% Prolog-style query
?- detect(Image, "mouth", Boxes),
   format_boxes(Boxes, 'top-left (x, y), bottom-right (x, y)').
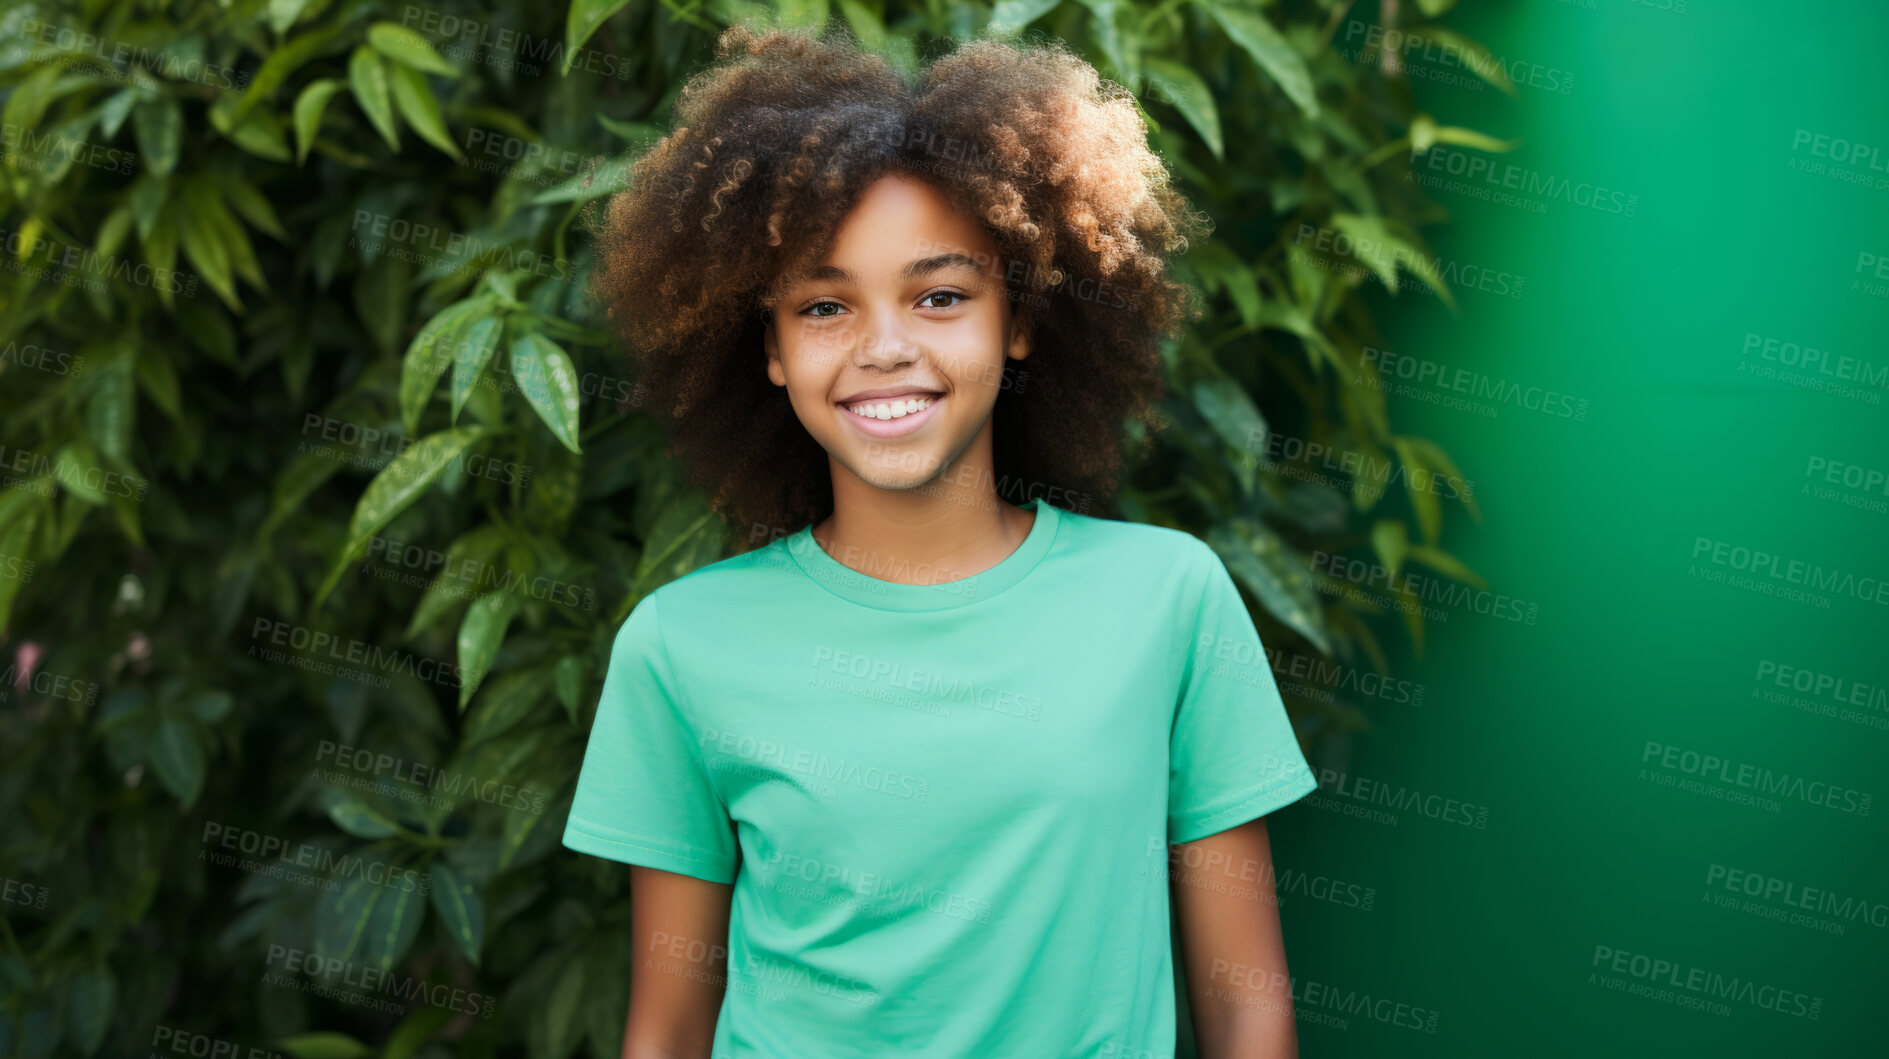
top-left (836, 392), bottom-right (944, 438)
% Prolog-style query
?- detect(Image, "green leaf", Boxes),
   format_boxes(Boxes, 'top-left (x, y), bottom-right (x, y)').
top-left (314, 428), bottom-right (487, 608)
top-left (450, 316), bottom-right (504, 423)
top-left (465, 667), bottom-right (553, 747)
top-left (53, 442), bottom-right (108, 505)
top-left (404, 525), bottom-right (510, 640)
top-left (267, 0), bottom-right (316, 36)
top-left (277, 1034), bottom-right (374, 1059)
top-left (528, 153), bottom-right (632, 206)
top-left (1191, 377), bottom-right (1267, 463)
top-left (1141, 58), bottom-right (1222, 161)
top-left (132, 95), bottom-right (183, 178)
top-left (1410, 25), bottom-right (1508, 94)
top-left (457, 592), bottom-right (521, 709)
top-left (402, 296), bottom-right (497, 433)
top-left (348, 47), bottom-right (400, 151)
top-left (1209, 523), bottom-right (1330, 656)
top-left (65, 965), bottom-right (116, 1056)
top-left (1371, 519), bottom-right (1408, 578)
top-left (510, 332), bottom-right (584, 454)
top-left (317, 872), bottom-right (426, 975)
top-left (388, 63), bottom-right (463, 160)
top-left (367, 22), bottom-right (461, 77)
top-left (86, 354), bottom-right (135, 464)
top-left (428, 862), bottom-right (486, 965)
top-left (149, 715), bottom-right (206, 807)
top-left (187, 690), bottom-right (234, 723)
top-left (1202, 1), bottom-right (1317, 117)
top-left (233, 21), bottom-right (349, 126)
top-left (293, 78), bottom-right (344, 165)
top-left (554, 655), bottom-right (586, 724)
top-left (1407, 543), bottom-right (1485, 588)
top-left (223, 175), bottom-right (289, 242)
top-left (989, 0), bottom-right (1062, 35)
top-left (177, 195), bottom-right (240, 311)
top-left (565, 0), bottom-right (634, 75)
top-left (545, 956), bottom-right (587, 1059)
top-left (329, 801), bottom-right (401, 839)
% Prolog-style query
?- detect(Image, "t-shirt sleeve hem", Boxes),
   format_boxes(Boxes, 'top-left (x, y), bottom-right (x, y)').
top-left (1168, 764), bottom-right (1318, 845)
top-left (561, 818), bottom-right (737, 884)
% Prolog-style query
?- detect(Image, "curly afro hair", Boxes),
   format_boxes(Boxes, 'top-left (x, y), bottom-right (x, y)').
top-left (586, 20), bottom-right (1209, 547)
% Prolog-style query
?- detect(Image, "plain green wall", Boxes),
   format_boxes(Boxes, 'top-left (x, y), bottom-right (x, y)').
top-left (1262, 3), bottom-right (1889, 1055)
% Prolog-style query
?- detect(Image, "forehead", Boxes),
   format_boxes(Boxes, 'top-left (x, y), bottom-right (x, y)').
top-left (779, 171), bottom-right (1001, 284)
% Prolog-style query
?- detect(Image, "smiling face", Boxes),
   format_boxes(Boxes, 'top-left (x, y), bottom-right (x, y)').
top-left (764, 171), bottom-right (1030, 497)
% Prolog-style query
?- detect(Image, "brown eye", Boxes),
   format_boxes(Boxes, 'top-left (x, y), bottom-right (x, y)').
top-left (922, 291), bottom-right (965, 309)
top-left (803, 301), bottom-right (844, 318)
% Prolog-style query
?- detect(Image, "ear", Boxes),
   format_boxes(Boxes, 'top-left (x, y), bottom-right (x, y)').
top-left (763, 314), bottom-right (786, 387)
top-left (1006, 313), bottom-right (1032, 362)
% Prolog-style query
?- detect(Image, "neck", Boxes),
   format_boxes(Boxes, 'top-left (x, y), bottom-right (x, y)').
top-left (815, 462), bottom-right (1034, 587)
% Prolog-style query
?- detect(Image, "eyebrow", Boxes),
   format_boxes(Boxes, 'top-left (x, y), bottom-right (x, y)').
top-left (799, 253), bottom-right (985, 285)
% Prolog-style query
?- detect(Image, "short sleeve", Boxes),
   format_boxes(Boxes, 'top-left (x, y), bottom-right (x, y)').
top-left (1167, 542), bottom-right (1319, 844)
top-left (562, 591), bottom-right (739, 883)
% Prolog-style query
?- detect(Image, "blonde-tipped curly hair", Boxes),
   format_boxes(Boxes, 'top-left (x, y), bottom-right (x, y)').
top-left (587, 20), bottom-right (1209, 543)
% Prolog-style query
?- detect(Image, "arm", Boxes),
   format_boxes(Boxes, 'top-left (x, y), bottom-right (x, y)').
top-left (1171, 816), bottom-right (1298, 1059)
top-left (623, 865), bottom-right (736, 1059)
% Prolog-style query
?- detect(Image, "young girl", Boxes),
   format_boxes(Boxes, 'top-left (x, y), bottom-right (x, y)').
top-left (565, 22), bottom-right (1318, 1059)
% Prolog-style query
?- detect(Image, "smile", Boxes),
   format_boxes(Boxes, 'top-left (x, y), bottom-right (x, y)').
top-left (837, 394), bottom-right (943, 438)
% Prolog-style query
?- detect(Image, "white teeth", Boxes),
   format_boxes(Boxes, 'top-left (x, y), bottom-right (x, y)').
top-left (844, 396), bottom-right (933, 420)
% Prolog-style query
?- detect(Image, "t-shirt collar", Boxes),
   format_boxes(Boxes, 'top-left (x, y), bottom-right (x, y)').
top-left (784, 497), bottom-right (1061, 611)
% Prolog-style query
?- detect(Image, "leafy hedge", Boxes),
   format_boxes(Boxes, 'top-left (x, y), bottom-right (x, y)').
top-left (0, 0), bottom-right (1504, 1055)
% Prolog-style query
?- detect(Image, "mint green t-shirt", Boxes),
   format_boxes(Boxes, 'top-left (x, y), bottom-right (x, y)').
top-left (562, 497), bottom-right (1317, 1058)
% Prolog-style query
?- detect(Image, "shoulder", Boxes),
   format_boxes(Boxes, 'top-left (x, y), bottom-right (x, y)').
top-left (631, 535), bottom-right (804, 626)
top-left (1053, 506), bottom-right (1214, 568)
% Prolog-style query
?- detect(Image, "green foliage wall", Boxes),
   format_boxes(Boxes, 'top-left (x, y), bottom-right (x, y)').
top-left (0, 0), bottom-right (1505, 1054)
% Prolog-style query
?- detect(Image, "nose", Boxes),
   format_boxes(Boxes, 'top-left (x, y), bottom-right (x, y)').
top-left (851, 307), bottom-right (919, 369)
